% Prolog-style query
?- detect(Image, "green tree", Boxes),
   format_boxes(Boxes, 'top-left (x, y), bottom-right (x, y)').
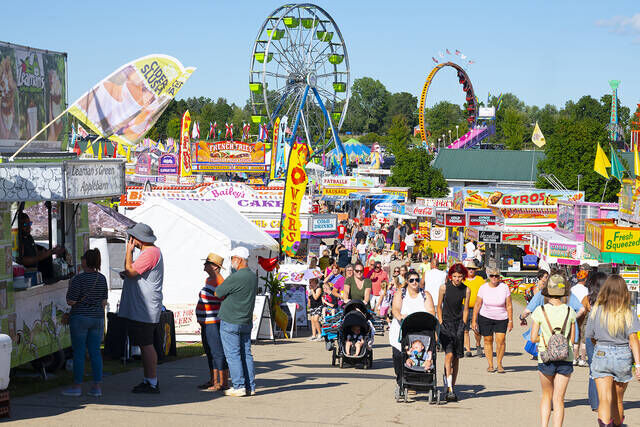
top-left (386, 116), bottom-right (448, 198)
top-left (423, 101), bottom-right (468, 145)
top-left (166, 117), bottom-right (181, 139)
top-left (500, 107), bottom-right (528, 150)
top-left (343, 77), bottom-right (389, 134)
top-left (535, 116), bottom-right (620, 202)
top-left (385, 92), bottom-right (418, 129)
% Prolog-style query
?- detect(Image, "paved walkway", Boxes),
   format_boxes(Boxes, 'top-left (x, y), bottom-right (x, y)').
top-left (9, 304), bottom-right (640, 426)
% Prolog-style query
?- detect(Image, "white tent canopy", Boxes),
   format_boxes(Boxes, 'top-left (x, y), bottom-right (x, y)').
top-left (127, 198), bottom-right (278, 309)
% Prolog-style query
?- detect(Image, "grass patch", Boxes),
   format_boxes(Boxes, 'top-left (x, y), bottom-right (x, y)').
top-left (8, 342), bottom-right (203, 398)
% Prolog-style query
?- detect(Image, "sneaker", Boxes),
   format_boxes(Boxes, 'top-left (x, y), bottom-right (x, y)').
top-left (578, 359), bottom-right (588, 367)
top-left (87, 386), bottom-right (102, 397)
top-left (465, 351), bottom-right (472, 358)
top-left (132, 381), bottom-right (160, 394)
top-left (573, 359), bottom-right (578, 366)
top-left (224, 387), bottom-right (247, 397)
top-left (62, 387), bottom-right (82, 397)
top-left (445, 391), bottom-right (458, 402)
top-left (476, 348), bottom-right (484, 358)
top-left (247, 389), bottom-right (256, 396)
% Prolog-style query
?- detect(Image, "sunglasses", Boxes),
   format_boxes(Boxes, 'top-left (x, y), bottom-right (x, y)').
top-left (407, 278), bottom-right (419, 283)
top-left (355, 269), bottom-right (364, 273)
top-left (489, 274), bottom-right (500, 278)
top-left (23, 221), bottom-right (32, 226)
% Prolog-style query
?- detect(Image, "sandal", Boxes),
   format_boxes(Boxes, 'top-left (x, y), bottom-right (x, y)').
top-left (487, 367), bottom-right (496, 373)
top-left (497, 367), bottom-right (506, 374)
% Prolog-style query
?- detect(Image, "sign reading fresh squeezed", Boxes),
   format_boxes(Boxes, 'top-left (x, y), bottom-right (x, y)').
top-left (603, 229), bottom-right (640, 254)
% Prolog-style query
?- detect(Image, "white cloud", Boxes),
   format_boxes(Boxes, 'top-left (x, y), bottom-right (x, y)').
top-left (597, 13), bottom-right (640, 42)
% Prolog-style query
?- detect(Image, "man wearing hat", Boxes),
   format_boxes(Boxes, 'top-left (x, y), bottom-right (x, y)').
top-left (196, 253), bottom-right (228, 391)
top-left (120, 223), bottom-right (164, 394)
top-left (215, 247), bottom-right (258, 397)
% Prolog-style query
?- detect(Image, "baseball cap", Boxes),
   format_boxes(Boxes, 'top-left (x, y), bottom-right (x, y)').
top-left (230, 247), bottom-right (250, 259)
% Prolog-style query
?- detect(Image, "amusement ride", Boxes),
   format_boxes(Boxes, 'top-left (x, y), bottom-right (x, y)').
top-left (418, 60), bottom-right (495, 150)
top-left (250, 3), bottom-right (350, 175)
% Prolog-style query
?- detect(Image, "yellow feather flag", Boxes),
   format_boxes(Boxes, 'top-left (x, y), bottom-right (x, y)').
top-left (594, 142), bottom-right (611, 179)
top-left (116, 141), bottom-right (128, 156)
top-left (98, 142), bottom-right (103, 160)
top-left (634, 145), bottom-right (640, 188)
top-left (126, 146), bottom-right (132, 163)
top-left (85, 141), bottom-right (94, 157)
top-left (531, 121), bottom-right (546, 148)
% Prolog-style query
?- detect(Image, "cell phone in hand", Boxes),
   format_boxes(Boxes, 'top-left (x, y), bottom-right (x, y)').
top-left (118, 271), bottom-right (126, 280)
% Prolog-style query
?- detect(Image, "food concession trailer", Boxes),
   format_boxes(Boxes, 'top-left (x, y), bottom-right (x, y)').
top-left (0, 160), bottom-right (125, 371)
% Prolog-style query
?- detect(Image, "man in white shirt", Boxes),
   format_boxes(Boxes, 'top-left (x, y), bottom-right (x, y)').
top-left (422, 257), bottom-right (447, 317)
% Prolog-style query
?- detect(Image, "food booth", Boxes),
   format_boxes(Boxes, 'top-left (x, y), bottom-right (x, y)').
top-left (0, 160), bottom-right (125, 369)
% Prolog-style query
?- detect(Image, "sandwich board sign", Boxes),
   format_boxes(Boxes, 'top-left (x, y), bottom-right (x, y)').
top-left (251, 295), bottom-right (274, 341)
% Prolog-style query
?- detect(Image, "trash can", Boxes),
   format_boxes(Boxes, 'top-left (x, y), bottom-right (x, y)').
top-left (0, 334), bottom-right (12, 389)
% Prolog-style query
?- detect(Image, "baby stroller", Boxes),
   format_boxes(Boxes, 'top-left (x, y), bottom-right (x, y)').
top-left (321, 310), bottom-right (343, 351)
top-left (331, 300), bottom-right (374, 369)
top-left (368, 309), bottom-right (386, 336)
top-left (397, 311), bottom-right (440, 404)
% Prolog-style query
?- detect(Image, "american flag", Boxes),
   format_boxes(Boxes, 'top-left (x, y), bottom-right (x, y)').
top-left (432, 57), bottom-right (439, 64)
top-left (455, 49), bottom-right (461, 55)
top-left (225, 122), bottom-right (231, 139)
top-left (258, 123), bottom-right (268, 141)
top-left (446, 49), bottom-right (451, 55)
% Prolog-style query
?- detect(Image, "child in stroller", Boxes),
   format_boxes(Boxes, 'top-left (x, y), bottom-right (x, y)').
top-left (397, 311), bottom-right (440, 403)
top-left (345, 325), bottom-right (365, 356)
top-left (405, 338), bottom-right (433, 371)
top-left (331, 300), bottom-right (374, 368)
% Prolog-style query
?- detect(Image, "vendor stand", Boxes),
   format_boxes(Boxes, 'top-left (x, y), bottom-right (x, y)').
top-left (0, 160), bottom-right (125, 370)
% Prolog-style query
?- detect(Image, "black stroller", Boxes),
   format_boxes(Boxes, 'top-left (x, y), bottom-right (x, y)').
top-left (397, 311), bottom-right (441, 404)
top-left (331, 300), bottom-right (374, 369)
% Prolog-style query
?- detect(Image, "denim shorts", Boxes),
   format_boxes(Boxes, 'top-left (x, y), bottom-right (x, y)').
top-left (538, 361), bottom-right (574, 376)
top-left (591, 344), bottom-right (633, 383)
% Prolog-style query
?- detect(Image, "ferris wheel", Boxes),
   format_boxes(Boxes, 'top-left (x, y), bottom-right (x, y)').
top-left (250, 3), bottom-right (350, 174)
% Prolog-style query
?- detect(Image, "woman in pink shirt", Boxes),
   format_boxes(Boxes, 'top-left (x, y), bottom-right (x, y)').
top-left (471, 267), bottom-right (513, 373)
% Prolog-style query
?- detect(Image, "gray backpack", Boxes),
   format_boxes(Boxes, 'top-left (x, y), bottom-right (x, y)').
top-left (539, 305), bottom-right (571, 363)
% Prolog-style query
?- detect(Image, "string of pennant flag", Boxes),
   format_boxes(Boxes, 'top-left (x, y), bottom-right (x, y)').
top-left (431, 48), bottom-right (475, 66)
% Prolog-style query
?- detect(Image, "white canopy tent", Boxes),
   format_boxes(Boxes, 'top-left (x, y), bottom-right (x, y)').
top-left (126, 198), bottom-right (279, 336)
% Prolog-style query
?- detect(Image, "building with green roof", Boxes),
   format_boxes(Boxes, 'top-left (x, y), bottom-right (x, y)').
top-left (432, 149), bottom-right (546, 189)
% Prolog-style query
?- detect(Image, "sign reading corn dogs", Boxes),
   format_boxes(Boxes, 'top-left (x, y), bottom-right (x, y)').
top-left (68, 54), bottom-right (195, 147)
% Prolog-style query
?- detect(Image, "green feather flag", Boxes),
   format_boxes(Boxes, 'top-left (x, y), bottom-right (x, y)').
top-left (609, 144), bottom-right (626, 182)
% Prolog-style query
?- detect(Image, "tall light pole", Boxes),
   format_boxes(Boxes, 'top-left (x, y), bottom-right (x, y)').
top-left (456, 125), bottom-right (459, 139)
top-left (448, 129), bottom-right (452, 143)
top-left (442, 134), bottom-right (445, 147)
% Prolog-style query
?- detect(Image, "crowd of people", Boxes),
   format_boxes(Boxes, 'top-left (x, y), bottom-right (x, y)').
top-left (59, 217), bottom-right (640, 426)
top-left (62, 223), bottom-right (259, 398)
top-left (306, 219), bottom-right (640, 426)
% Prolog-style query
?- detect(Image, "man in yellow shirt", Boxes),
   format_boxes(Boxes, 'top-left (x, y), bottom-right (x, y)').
top-left (464, 259), bottom-right (485, 357)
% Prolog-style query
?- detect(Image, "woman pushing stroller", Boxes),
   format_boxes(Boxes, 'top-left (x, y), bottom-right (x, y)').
top-left (389, 269), bottom-right (436, 400)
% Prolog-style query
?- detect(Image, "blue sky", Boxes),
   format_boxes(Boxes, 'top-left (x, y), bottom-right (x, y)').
top-left (3, 0), bottom-right (640, 111)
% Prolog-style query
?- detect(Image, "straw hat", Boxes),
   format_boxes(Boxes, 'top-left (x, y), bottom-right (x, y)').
top-left (541, 274), bottom-right (570, 297)
top-left (203, 252), bottom-right (224, 267)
